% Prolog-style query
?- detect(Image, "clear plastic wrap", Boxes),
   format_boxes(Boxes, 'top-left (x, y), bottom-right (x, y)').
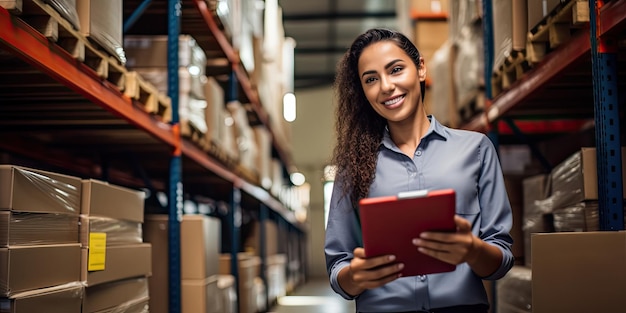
top-left (1, 166), bottom-right (81, 214)
top-left (552, 202), bottom-right (593, 232)
top-left (549, 149), bottom-right (585, 210)
top-left (80, 215), bottom-right (142, 247)
top-left (0, 281), bottom-right (84, 312)
top-left (84, 277), bottom-right (149, 313)
top-left (77, 0), bottom-right (125, 64)
top-left (454, 22), bottom-right (484, 109)
top-left (44, 0), bottom-right (80, 31)
top-left (0, 212), bottom-right (79, 246)
top-left (496, 266), bottom-right (532, 313)
top-left (429, 40), bottom-right (455, 126)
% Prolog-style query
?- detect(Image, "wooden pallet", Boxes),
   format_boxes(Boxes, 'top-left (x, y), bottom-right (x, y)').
top-left (124, 71), bottom-right (172, 122)
top-left (3, 0), bottom-right (128, 90)
top-left (526, 0), bottom-right (590, 64)
top-left (492, 50), bottom-right (530, 96)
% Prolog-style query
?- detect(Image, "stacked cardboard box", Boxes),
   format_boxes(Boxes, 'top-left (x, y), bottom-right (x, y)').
top-left (219, 252), bottom-right (262, 313)
top-left (532, 231), bottom-right (626, 312)
top-left (0, 165), bottom-right (83, 313)
top-left (144, 214), bottom-right (223, 313)
top-left (80, 179), bottom-right (151, 313)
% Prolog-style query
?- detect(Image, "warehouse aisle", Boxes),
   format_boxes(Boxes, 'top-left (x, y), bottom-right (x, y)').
top-left (269, 277), bottom-right (356, 313)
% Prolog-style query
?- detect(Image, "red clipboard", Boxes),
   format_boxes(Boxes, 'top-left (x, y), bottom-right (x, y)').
top-left (358, 189), bottom-right (457, 276)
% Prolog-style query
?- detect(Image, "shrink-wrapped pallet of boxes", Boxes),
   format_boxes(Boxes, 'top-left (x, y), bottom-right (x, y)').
top-left (0, 165), bottom-right (84, 312)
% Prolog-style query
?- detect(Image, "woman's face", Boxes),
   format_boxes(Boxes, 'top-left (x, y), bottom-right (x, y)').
top-left (357, 41), bottom-right (426, 123)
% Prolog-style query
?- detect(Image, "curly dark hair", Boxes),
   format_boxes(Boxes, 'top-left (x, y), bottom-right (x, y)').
top-left (331, 28), bottom-right (425, 209)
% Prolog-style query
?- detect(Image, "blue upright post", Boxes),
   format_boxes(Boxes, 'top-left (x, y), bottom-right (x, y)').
top-left (259, 204), bottom-right (270, 309)
top-left (229, 188), bottom-right (242, 313)
top-left (167, 1), bottom-right (182, 313)
top-left (588, 0), bottom-right (623, 231)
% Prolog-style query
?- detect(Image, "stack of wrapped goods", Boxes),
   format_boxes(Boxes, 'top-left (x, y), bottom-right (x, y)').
top-left (425, 0), bottom-right (484, 127)
top-left (226, 101), bottom-right (260, 183)
top-left (144, 214), bottom-right (226, 313)
top-left (496, 266), bottom-right (532, 313)
top-left (124, 35), bottom-right (210, 143)
top-left (219, 252), bottom-right (262, 313)
top-left (548, 147), bottom-right (626, 231)
top-left (243, 220), bottom-right (287, 306)
top-left (76, 0), bottom-right (125, 64)
top-left (528, 147), bottom-right (626, 312)
top-left (80, 179), bottom-right (151, 313)
top-left (0, 165), bottom-right (83, 312)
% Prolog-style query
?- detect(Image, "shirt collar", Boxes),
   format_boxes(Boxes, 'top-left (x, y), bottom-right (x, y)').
top-left (381, 115), bottom-right (448, 150)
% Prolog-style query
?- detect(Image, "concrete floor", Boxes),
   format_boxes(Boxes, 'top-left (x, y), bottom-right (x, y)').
top-left (269, 277), bottom-right (356, 313)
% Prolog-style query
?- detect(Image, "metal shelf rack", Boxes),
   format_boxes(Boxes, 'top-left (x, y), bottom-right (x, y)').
top-left (0, 1), bottom-right (307, 312)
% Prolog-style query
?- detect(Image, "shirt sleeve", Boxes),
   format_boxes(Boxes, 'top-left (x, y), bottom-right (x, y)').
top-left (324, 179), bottom-right (363, 300)
top-left (477, 136), bottom-right (515, 280)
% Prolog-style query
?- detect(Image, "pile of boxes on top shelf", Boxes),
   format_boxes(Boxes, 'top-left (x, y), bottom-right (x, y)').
top-left (419, 0), bottom-right (589, 128)
top-left (495, 136), bottom-right (626, 311)
top-left (0, 165), bottom-right (151, 313)
top-left (412, 0), bottom-right (485, 128)
top-left (491, 0), bottom-right (589, 96)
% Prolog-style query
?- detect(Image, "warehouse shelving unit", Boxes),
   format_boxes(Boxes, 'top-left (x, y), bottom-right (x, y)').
top-left (465, 0), bottom-right (624, 229)
top-left (0, 1), bottom-right (306, 313)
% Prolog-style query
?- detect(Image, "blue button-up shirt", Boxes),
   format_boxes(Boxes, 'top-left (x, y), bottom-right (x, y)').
top-left (325, 116), bottom-right (514, 312)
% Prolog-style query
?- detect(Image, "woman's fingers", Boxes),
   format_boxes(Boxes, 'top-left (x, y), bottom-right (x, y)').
top-left (412, 215), bottom-right (475, 265)
top-left (350, 247), bottom-right (403, 289)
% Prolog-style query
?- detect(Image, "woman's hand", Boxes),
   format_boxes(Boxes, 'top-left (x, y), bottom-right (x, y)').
top-left (412, 215), bottom-right (483, 265)
top-left (338, 247), bottom-right (403, 296)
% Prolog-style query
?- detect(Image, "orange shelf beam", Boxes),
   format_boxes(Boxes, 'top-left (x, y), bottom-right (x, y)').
top-left (462, 0), bottom-right (626, 133)
top-left (0, 8), bottom-right (177, 148)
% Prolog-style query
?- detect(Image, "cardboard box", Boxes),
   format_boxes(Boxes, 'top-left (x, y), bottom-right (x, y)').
top-left (0, 165), bottom-right (82, 215)
top-left (414, 21), bottom-right (449, 64)
top-left (182, 275), bottom-right (221, 313)
top-left (219, 253), bottom-right (260, 313)
top-left (0, 244), bottom-right (81, 296)
top-left (0, 283), bottom-right (84, 313)
top-left (83, 277), bottom-right (149, 313)
top-left (124, 35), bottom-right (207, 70)
top-left (80, 179), bottom-right (145, 223)
top-left (244, 220), bottom-right (279, 256)
top-left (181, 215), bottom-right (221, 280)
top-left (0, 211), bottom-right (79, 246)
top-left (532, 231), bottom-right (626, 312)
top-left (81, 243), bottom-right (151, 287)
top-left (142, 215), bottom-right (169, 313)
top-left (76, 0), bottom-right (124, 63)
top-left (411, 0), bottom-right (449, 13)
top-left (92, 297), bottom-right (149, 313)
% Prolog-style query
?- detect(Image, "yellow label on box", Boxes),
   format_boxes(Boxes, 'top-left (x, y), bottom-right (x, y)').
top-left (88, 232), bottom-right (107, 271)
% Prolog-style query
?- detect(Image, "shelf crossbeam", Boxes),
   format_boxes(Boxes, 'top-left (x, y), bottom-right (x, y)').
top-left (589, 0), bottom-right (624, 231)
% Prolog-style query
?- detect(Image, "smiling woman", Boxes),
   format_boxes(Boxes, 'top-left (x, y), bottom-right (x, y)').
top-left (324, 28), bottom-right (514, 313)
